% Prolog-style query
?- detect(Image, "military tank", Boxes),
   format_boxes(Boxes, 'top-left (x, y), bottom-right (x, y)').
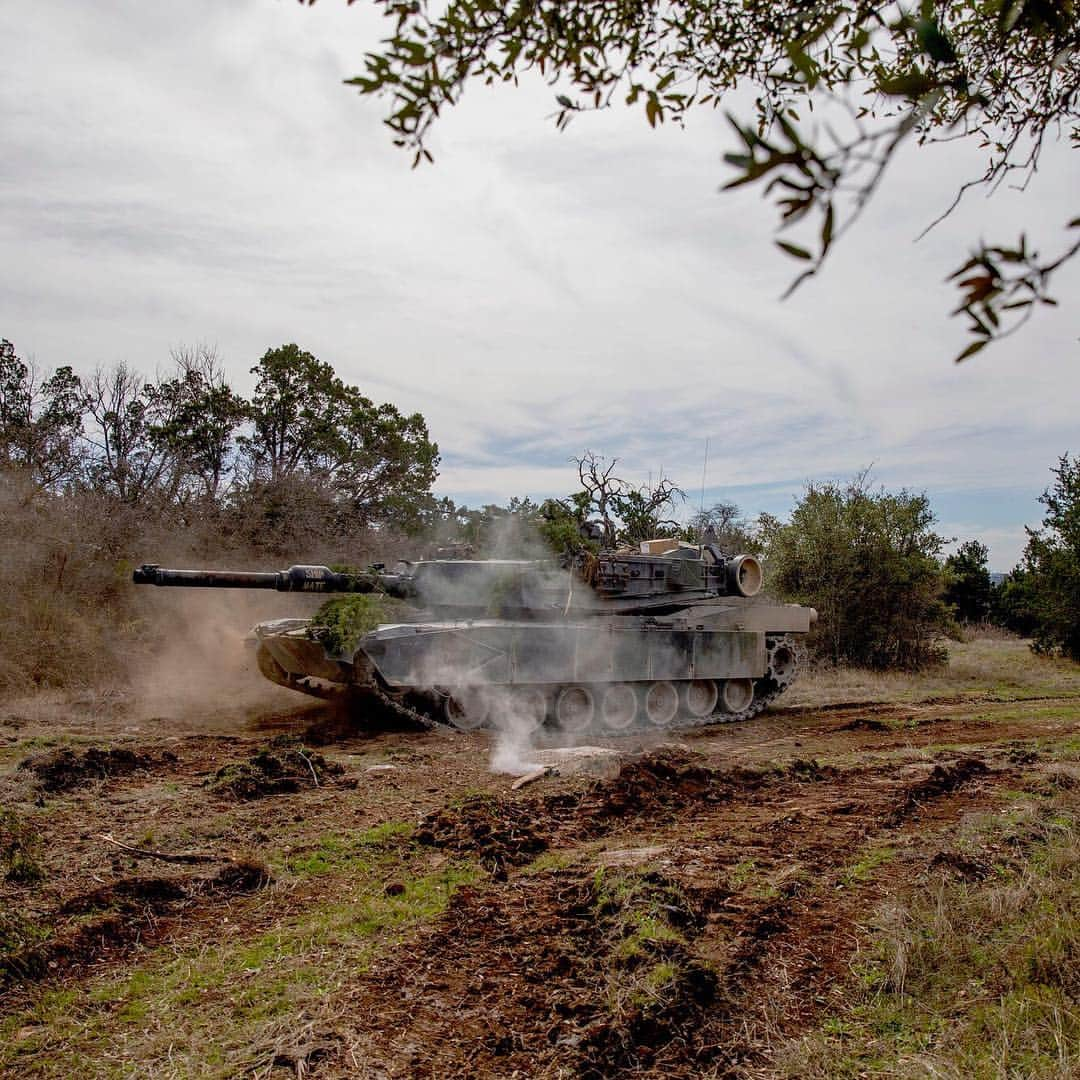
top-left (133, 540), bottom-right (815, 734)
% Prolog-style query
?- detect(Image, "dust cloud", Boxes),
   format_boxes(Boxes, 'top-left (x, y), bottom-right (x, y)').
top-left (126, 587), bottom-right (322, 731)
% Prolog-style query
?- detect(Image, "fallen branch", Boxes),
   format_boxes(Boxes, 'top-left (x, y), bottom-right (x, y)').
top-left (98, 833), bottom-right (221, 865)
top-left (297, 748), bottom-right (320, 787)
top-left (510, 765), bottom-right (555, 791)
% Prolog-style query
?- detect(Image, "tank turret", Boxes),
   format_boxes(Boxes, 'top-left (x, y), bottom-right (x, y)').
top-left (134, 542), bottom-right (814, 733)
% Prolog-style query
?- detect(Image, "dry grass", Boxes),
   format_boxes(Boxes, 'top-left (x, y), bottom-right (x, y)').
top-left (0, 471), bottom-right (397, 698)
top-left (775, 789), bottom-right (1080, 1079)
top-left (787, 635), bottom-right (1080, 710)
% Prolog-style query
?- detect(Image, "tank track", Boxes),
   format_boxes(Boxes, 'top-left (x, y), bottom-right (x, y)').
top-left (261, 635), bottom-right (805, 736)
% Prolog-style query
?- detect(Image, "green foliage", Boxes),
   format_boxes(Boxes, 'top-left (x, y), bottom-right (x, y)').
top-left (944, 539), bottom-right (993, 623)
top-left (1021, 454), bottom-right (1080, 660)
top-left (331, 0), bottom-right (1079, 360)
top-left (761, 473), bottom-right (951, 670)
top-left (239, 343), bottom-right (440, 534)
top-left (993, 564), bottom-right (1040, 637)
top-left (0, 809), bottom-right (44, 885)
top-left (0, 339), bottom-right (85, 488)
top-left (311, 593), bottom-right (395, 655)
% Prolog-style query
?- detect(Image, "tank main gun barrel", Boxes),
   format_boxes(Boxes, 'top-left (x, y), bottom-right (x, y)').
top-left (132, 564), bottom-right (413, 597)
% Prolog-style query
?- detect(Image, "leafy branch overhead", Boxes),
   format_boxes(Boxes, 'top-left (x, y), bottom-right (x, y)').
top-left (310, 0), bottom-right (1079, 361)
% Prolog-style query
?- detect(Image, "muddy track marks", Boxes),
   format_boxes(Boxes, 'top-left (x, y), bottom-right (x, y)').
top-left (308, 745), bottom-right (1016, 1078)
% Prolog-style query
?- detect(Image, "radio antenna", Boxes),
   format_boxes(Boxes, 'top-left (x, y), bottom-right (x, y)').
top-left (699, 437), bottom-right (710, 516)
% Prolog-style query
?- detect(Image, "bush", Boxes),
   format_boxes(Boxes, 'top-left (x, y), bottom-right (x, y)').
top-left (761, 475), bottom-right (951, 670)
top-left (1020, 454), bottom-right (1080, 661)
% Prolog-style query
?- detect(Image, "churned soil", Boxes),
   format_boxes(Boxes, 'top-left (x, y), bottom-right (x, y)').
top-left (1, 650), bottom-right (1078, 1078)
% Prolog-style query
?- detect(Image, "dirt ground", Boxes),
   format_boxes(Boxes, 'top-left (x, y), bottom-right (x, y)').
top-left (1, 637), bottom-right (1078, 1078)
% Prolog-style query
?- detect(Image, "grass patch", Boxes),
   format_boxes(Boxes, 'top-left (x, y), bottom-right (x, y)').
top-left (0, 827), bottom-right (479, 1077)
top-left (590, 868), bottom-right (713, 1016)
top-left (0, 808), bottom-right (45, 884)
top-left (788, 638), bottom-right (1080, 710)
top-left (521, 849), bottom-right (577, 876)
top-left (841, 844), bottom-right (896, 886)
top-left (779, 796), bottom-right (1080, 1078)
top-left (283, 821), bottom-right (414, 877)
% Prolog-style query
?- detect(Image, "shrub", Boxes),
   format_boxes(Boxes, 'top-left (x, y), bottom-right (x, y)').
top-left (760, 474), bottom-right (950, 670)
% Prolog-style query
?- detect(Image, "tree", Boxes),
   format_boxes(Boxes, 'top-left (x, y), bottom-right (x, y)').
top-left (566, 450), bottom-right (684, 547)
top-left (239, 344), bottom-right (439, 532)
top-left (0, 339), bottom-right (86, 489)
top-left (325, 0), bottom-right (1079, 361)
top-left (992, 565), bottom-right (1039, 636)
top-left (1020, 453), bottom-right (1080, 659)
top-left (83, 364), bottom-right (172, 504)
top-left (685, 501), bottom-right (760, 553)
top-left (146, 345), bottom-right (246, 506)
top-left (943, 539), bottom-right (993, 623)
top-left (760, 473), bottom-right (951, 669)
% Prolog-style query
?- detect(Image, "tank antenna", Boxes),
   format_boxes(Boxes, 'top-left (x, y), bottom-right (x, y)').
top-left (699, 438), bottom-right (710, 517)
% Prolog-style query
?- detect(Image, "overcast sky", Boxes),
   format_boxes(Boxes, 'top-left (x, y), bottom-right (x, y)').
top-left (3, 1), bottom-right (1077, 570)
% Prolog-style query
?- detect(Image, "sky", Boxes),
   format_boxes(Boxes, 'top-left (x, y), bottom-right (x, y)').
top-left (2, 1), bottom-right (1077, 571)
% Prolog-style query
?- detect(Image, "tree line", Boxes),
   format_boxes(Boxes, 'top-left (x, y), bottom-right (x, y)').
top-left (1, 334), bottom-right (1077, 684)
top-left (0, 339), bottom-right (439, 547)
top-left (437, 452), bottom-right (1080, 669)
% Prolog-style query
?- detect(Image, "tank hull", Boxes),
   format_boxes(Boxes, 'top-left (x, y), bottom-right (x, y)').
top-left (252, 603), bottom-right (811, 731)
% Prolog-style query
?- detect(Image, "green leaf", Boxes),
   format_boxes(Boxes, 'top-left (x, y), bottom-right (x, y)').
top-left (916, 18), bottom-right (957, 64)
top-left (877, 70), bottom-right (937, 96)
top-left (954, 340), bottom-right (988, 363)
top-left (776, 240), bottom-right (813, 260)
top-left (999, 0), bottom-right (1026, 34)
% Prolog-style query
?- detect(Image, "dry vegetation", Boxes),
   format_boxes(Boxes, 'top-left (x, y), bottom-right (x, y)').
top-left (0, 633), bottom-right (1077, 1078)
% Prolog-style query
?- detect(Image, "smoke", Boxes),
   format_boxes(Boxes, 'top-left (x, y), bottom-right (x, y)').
top-left (488, 690), bottom-right (545, 775)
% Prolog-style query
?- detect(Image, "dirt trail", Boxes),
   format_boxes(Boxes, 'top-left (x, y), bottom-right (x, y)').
top-left (1, 671), bottom-right (1078, 1078)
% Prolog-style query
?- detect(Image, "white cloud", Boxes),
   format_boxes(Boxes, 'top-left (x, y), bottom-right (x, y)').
top-left (1, 0), bottom-right (1076, 572)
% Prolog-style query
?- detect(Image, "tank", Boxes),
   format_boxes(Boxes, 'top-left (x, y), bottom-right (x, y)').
top-left (132, 540), bottom-right (815, 734)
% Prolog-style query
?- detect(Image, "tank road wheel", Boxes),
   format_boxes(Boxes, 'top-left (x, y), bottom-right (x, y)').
top-left (681, 679), bottom-right (719, 721)
top-left (642, 681), bottom-right (680, 728)
top-left (555, 685), bottom-right (596, 736)
top-left (509, 687), bottom-right (548, 734)
top-left (719, 678), bottom-right (754, 714)
top-left (599, 683), bottom-right (638, 732)
top-left (444, 689), bottom-right (491, 731)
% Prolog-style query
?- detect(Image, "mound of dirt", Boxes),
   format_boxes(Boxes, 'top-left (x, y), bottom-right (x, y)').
top-left (58, 876), bottom-right (187, 915)
top-left (840, 717), bottom-right (890, 732)
top-left (205, 859), bottom-right (273, 893)
top-left (4, 863), bottom-right (273, 988)
top-left (928, 850), bottom-right (991, 881)
top-left (207, 743), bottom-right (344, 800)
top-left (888, 756), bottom-right (991, 825)
top-left (18, 746), bottom-right (171, 793)
top-left (581, 749), bottom-right (728, 822)
top-left (416, 795), bottom-right (548, 874)
top-left (581, 749), bottom-right (832, 823)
